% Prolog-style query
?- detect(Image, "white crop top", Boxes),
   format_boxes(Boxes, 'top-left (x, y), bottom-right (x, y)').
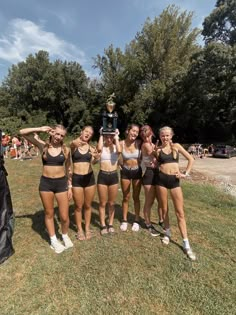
top-left (101, 146), bottom-right (119, 164)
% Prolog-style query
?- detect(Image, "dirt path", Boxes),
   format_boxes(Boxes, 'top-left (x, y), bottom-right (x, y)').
top-left (179, 155), bottom-right (236, 196)
top-left (180, 156), bottom-right (236, 184)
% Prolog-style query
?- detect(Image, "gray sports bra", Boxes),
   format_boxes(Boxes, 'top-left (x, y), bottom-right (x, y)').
top-left (122, 141), bottom-right (140, 160)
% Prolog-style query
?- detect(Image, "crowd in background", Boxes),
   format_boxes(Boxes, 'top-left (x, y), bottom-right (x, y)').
top-left (1, 132), bottom-right (39, 160)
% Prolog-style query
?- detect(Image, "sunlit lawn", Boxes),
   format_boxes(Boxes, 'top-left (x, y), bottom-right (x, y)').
top-left (0, 156), bottom-right (235, 315)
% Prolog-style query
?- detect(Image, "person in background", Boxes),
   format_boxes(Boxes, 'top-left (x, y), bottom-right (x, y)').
top-left (139, 125), bottom-right (160, 236)
top-left (119, 124), bottom-right (142, 232)
top-left (21, 138), bottom-right (33, 160)
top-left (1, 132), bottom-right (11, 159)
top-left (70, 126), bottom-right (98, 240)
top-left (155, 126), bottom-right (196, 261)
top-left (96, 129), bottom-right (121, 235)
top-left (11, 135), bottom-right (21, 159)
top-left (19, 125), bottom-right (73, 254)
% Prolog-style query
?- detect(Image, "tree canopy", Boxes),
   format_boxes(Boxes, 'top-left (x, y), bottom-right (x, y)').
top-left (0, 3), bottom-right (235, 143)
top-left (202, 0), bottom-right (236, 45)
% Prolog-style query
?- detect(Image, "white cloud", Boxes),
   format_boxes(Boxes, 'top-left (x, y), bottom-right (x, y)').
top-left (0, 18), bottom-right (86, 64)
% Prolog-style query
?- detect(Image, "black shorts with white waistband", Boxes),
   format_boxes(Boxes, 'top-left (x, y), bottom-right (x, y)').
top-left (120, 165), bottom-right (142, 180)
top-left (156, 171), bottom-right (180, 189)
top-left (39, 175), bottom-right (68, 193)
top-left (72, 172), bottom-right (95, 188)
top-left (97, 170), bottom-right (119, 186)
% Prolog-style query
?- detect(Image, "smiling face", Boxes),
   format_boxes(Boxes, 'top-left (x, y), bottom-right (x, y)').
top-left (159, 127), bottom-right (173, 145)
top-left (80, 126), bottom-right (94, 142)
top-left (127, 125), bottom-right (139, 141)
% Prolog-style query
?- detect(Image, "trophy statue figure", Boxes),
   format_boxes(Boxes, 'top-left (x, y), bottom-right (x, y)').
top-left (102, 93), bottom-right (118, 135)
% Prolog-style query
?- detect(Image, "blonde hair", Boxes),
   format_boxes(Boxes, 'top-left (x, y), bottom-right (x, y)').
top-left (42, 124), bottom-right (68, 160)
top-left (71, 125), bottom-right (94, 155)
top-left (159, 126), bottom-right (178, 160)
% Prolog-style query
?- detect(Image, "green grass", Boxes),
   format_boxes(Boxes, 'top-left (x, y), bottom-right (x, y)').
top-left (0, 157), bottom-right (236, 315)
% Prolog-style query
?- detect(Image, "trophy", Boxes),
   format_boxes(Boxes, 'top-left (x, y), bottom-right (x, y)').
top-left (102, 93), bottom-right (118, 135)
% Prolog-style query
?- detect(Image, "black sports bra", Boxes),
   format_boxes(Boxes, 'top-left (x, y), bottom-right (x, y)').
top-left (42, 150), bottom-right (65, 166)
top-left (158, 150), bottom-right (179, 164)
top-left (72, 149), bottom-right (92, 163)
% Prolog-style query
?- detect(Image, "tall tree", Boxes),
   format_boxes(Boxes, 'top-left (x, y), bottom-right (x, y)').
top-left (202, 0), bottom-right (236, 45)
top-left (94, 5), bottom-right (200, 132)
top-left (170, 43), bottom-right (236, 142)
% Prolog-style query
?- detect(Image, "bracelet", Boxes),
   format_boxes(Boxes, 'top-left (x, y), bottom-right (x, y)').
top-left (68, 185), bottom-right (72, 188)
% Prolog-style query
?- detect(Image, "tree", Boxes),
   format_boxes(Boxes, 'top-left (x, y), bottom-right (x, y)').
top-left (0, 51), bottom-right (95, 134)
top-left (94, 5), bottom-right (200, 133)
top-left (170, 42), bottom-right (236, 142)
top-left (202, 0), bottom-right (236, 45)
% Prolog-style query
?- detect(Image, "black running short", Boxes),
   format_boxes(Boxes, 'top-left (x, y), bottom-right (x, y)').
top-left (120, 166), bottom-right (142, 180)
top-left (39, 176), bottom-right (68, 193)
top-left (156, 171), bottom-right (180, 189)
top-left (72, 172), bottom-right (95, 188)
top-left (142, 168), bottom-right (157, 186)
top-left (97, 170), bottom-right (119, 186)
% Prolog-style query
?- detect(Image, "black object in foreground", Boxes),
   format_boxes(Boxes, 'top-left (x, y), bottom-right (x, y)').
top-left (0, 129), bottom-right (14, 264)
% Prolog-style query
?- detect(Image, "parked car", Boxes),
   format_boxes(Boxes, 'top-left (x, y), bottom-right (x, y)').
top-left (213, 145), bottom-right (236, 158)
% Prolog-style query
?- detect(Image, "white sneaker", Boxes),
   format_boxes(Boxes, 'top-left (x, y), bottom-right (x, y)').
top-left (184, 248), bottom-right (196, 261)
top-left (161, 235), bottom-right (170, 245)
top-left (63, 235), bottom-right (74, 249)
top-left (131, 222), bottom-right (140, 232)
top-left (50, 239), bottom-right (65, 254)
top-left (120, 221), bottom-right (128, 231)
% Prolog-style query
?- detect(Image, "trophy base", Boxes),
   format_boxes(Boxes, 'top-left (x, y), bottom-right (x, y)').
top-left (102, 130), bottom-right (116, 135)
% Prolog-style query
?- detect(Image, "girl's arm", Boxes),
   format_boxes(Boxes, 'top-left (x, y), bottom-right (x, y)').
top-left (19, 126), bottom-right (51, 154)
top-left (176, 143), bottom-right (194, 175)
top-left (97, 134), bottom-right (104, 153)
top-left (114, 129), bottom-right (121, 154)
top-left (142, 142), bottom-right (155, 156)
top-left (65, 147), bottom-right (73, 200)
top-left (90, 146), bottom-right (101, 164)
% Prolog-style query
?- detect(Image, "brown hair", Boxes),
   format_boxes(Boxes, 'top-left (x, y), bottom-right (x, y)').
top-left (139, 125), bottom-right (154, 141)
top-left (125, 124), bottom-right (140, 135)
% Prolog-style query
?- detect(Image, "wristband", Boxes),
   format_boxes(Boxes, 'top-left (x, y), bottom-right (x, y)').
top-left (68, 185), bottom-right (72, 188)
top-left (184, 171), bottom-right (190, 177)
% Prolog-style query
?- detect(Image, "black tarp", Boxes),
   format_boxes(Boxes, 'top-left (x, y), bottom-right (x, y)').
top-left (0, 130), bottom-right (14, 264)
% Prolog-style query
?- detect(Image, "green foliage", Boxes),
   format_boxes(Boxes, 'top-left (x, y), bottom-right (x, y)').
top-left (94, 5), bottom-right (200, 133)
top-left (170, 42), bottom-right (236, 141)
top-left (1, 3), bottom-right (235, 142)
top-left (202, 0), bottom-right (236, 45)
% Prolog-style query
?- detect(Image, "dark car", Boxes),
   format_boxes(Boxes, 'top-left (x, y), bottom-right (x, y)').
top-left (213, 145), bottom-right (236, 158)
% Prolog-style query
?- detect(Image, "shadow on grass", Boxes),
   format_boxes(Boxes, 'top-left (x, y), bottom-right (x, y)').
top-left (15, 209), bottom-right (57, 244)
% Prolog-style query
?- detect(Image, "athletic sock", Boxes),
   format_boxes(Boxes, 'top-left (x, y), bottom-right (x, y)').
top-left (50, 235), bottom-right (57, 243)
top-left (183, 238), bottom-right (190, 249)
top-left (165, 228), bottom-right (171, 237)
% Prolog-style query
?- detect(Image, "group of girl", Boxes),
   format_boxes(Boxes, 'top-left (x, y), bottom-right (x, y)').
top-left (19, 123), bottom-right (196, 260)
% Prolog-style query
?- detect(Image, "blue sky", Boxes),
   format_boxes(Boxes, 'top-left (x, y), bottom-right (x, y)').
top-left (0, 0), bottom-right (216, 82)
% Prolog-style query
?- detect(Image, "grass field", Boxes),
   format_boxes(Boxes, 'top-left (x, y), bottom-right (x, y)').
top-left (0, 156), bottom-right (236, 315)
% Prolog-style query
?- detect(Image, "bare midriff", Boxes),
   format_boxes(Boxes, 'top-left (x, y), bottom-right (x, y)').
top-left (73, 162), bottom-right (93, 175)
top-left (159, 162), bottom-right (180, 175)
top-left (100, 160), bottom-right (118, 172)
top-left (42, 165), bottom-right (66, 178)
top-left (123, 158), bottom-right (139, 168)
